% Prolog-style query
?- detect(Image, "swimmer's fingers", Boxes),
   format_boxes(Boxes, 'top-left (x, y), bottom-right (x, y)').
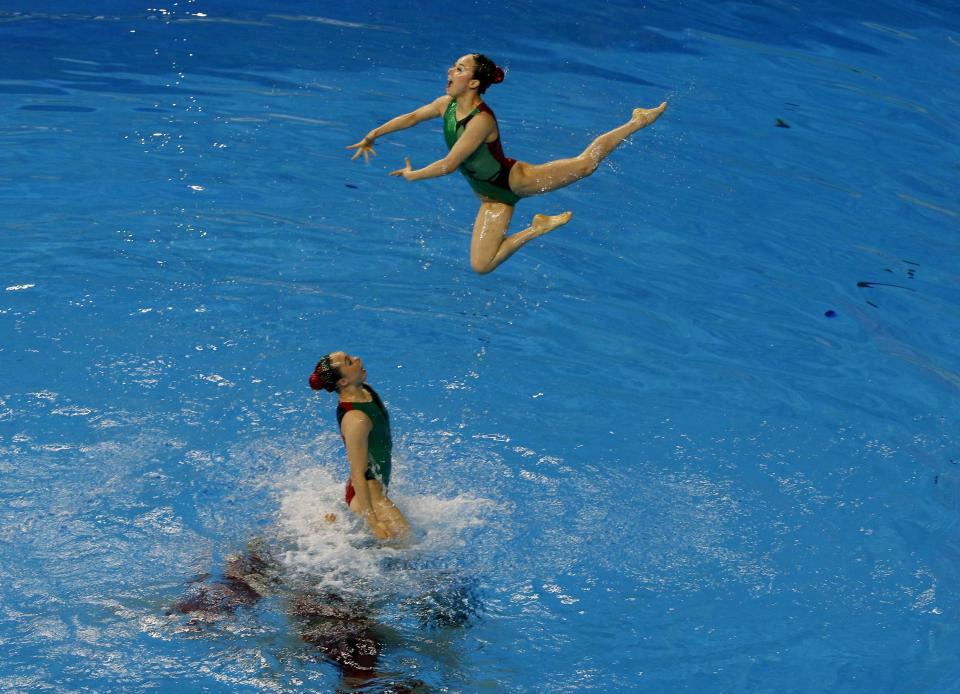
top-left (349, 147), bottom-right (376, 162)
top-left (389, 157), bottom-right (412, 177)
top-left (347, 141), bottom-right (377, 163)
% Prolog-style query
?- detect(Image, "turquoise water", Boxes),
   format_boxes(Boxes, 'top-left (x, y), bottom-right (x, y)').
top-left (1, 2), bottom-right (959, 691)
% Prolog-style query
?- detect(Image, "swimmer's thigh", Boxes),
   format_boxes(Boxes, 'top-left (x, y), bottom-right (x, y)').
top-left (470, 201), bottom-right (515, 268)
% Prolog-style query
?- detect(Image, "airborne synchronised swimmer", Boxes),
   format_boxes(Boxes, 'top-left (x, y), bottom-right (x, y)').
top-left (348, 53), bottom-right (667, 274)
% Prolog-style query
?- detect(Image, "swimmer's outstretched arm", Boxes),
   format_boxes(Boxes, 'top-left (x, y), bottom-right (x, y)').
top-left (341, 412), bottom-right (391, 540)
top-left (347, 96), bottom-right (449, 163)
top-left (389, 111), bottom-right (494, 181)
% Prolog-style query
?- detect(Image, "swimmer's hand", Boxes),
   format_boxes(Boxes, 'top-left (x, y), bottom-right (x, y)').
top-left (369, 520), bottom-right (391, 541)
top-left (389, 157), bottom-right (414, 180)
top-left (347, 136), bottom-right (377, 163)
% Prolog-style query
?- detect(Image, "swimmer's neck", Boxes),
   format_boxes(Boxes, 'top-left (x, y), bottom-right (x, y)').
top-left (454, 92), bottom-right (482, 115)
top-left (339, 383), bottom-right (373, 403)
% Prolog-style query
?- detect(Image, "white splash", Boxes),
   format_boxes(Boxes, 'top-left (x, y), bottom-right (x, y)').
top-left (273, 465), bottom-right (499, 596)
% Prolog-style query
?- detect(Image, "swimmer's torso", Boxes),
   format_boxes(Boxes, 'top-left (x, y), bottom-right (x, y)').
top-left (337, 385), bottom-right (392, 487)
top-left (443, 98), bottom-right (519, 205)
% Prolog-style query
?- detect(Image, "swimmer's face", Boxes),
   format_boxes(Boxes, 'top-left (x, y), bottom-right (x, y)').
top-left (329, 351), bottom-right (366, 387)
top-left (446, 54), bottom-right (479, 94)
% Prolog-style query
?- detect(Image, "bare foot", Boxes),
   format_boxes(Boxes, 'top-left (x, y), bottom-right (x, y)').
top-left (631, 102), bottom-right (667, 129)
top-left (531, 211), bottom-right (573, 238)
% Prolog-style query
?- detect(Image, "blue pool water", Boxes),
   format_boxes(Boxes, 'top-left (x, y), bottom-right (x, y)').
top-left (2, 1), bottom-right (959, 691)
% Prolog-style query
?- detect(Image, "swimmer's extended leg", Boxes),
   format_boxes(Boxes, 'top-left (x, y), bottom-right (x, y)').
top-left (509, 102), bottom-right (667, 197)
top-left (470, 202), bottom-right (572, 274)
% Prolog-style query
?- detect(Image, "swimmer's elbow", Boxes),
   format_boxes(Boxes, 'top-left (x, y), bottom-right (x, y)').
top-left (439, 158), bottom-right (456, 175)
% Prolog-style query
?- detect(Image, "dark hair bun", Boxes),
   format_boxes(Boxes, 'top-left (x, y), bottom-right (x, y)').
top-left (309, 366), bottom-right (338, 392)
top-left (471, 54), bottom-right (503, 94)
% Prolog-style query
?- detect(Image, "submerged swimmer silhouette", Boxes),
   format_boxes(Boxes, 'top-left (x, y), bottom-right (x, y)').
top-left (170, 548), bottom-right (274, 619)
top-left (171, 543), bottom-right (424, 692)
top-left (348, 53), bottom-right (667, 274)
top-left (309, 352), bottom-right (410, 541)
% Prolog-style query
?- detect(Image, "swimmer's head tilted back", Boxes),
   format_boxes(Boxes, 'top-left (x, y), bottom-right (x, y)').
top-left (471, 54), bottom-right (504, 94)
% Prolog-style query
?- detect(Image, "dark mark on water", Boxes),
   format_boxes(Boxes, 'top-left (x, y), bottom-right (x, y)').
top-left (857, 281), bottom-right (915, 291)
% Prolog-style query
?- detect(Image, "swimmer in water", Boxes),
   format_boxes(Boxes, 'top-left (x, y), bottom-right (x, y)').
top-left (309, 352), bottom-right (410, 541)
top-left (347, 53), bottom-right (667, 274)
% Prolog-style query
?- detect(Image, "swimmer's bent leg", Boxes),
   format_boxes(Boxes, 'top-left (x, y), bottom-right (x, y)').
top-left (470, 202), bottom-right (572, 274)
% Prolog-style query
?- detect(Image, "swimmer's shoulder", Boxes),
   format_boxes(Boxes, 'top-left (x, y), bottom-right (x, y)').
top-left (433, 95), bottom-right (453, 115)
top-left (340, 407), bottom-right (373, 434)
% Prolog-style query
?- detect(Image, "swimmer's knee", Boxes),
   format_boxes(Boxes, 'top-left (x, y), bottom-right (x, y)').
top-left (470, 260), bottom-right (496, 275)
top-left (470, 257), bottom-right (495, 275)
top-left (574, 155), bottom-right (599, 178)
